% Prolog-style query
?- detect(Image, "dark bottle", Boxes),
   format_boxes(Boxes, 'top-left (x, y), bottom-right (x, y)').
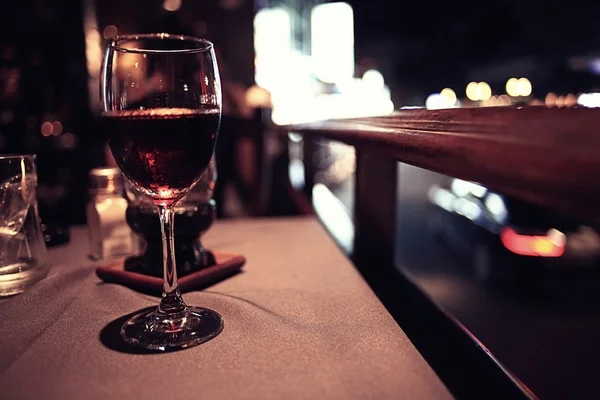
top-left (125, 200), bottom-right (216, 277)
top-left (123, 156), bottom-right (218, 277)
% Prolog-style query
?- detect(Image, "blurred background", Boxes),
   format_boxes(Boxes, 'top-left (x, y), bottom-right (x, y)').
top-left (2, 0), bottom-right (600, 398)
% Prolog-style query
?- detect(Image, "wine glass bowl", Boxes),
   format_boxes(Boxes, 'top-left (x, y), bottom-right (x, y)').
top-left (100, 33), bottom-right (223, 351)
top-left (102, 34), bottom-right (220, 205)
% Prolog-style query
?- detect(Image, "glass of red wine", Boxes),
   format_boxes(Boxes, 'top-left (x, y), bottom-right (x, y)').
top-left (100, 33), bottom-right (222, 351)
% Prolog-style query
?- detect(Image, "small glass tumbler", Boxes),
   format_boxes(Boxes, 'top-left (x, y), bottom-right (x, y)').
top-left (0, 155), bottom-right (48, 296)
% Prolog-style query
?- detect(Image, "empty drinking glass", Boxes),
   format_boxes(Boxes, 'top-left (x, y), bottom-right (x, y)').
top-left (0, 155), bottom-right (48, 296)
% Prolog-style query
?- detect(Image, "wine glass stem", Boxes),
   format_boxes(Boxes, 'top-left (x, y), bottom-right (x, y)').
top-left (157, 205), bottom-right (186, 314)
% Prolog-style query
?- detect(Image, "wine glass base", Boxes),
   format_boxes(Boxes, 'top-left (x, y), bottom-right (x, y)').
top-left (121, 306), bottom-right (223, 351)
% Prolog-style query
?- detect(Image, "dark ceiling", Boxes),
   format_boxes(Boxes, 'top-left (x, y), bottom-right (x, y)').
top-left (2, 0), bottom-right (599, 102)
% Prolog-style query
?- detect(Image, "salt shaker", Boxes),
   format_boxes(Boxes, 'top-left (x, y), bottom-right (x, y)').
top-left (87, 168), bottom-right (136, 261)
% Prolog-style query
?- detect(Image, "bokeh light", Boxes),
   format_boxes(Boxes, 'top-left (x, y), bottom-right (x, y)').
top-left (577, 93), bottom-right (600, 108)
top-left (498, 94), bottom-right (512, 106)
top-left (564, 93), bottom-right (578, 108)
top-left (51, 121), bottom-right (63, 136)
top-left (163, 0), bottom-right (182, 12)
top-left (440, 88), bottom-right (457, 105)
top-left (466, 82), bottom-right (479, 101)
top-left (545, 92), bottom-right (557, 107)
top-left (362, 69), bottom-right (385, 90)
top-left (506, 78), bottom-right (519, 97)
top-left (466, 82), bottom-right (491, 101)
top-left (478, 82), bottom-right (492, 101)
top-left (40, 122), bottom-right (53, 137)
top-left (516, 78), bottom-right (532, 97)
top-left (103, 25), bottom-right (118, 39)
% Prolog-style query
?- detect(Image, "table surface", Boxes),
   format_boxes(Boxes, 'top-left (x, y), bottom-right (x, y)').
top-left (0, 217), bottom-right (452, 400)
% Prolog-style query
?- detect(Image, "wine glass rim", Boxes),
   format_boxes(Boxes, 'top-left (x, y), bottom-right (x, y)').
top-left (107, 33), bottom-right (214, 55)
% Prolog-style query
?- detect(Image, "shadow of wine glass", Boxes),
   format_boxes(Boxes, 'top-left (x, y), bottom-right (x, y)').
top-left (99, 306), bottom-right (158, 355)
top-left (95, 268), bottom-right (243, 298)
top-left (99, 300), bottom-right (228, 354)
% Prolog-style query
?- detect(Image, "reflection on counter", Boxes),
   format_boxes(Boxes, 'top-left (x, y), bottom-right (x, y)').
top-left (427, 178), bottom-right (600, 286)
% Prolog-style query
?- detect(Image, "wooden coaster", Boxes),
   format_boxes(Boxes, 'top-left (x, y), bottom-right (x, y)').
top-left (96, 251), bottom-right (246, 296)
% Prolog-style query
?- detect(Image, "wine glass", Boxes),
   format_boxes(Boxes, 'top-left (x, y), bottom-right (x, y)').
top-left (100, 33), bottom-right (223, 351)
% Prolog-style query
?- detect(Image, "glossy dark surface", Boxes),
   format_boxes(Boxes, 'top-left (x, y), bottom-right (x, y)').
top-left (396, 164), bottom-right (600, 400)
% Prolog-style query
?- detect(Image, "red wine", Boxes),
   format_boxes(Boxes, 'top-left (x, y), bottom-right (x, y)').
top-left (103, 108), bottom-right (220, 204)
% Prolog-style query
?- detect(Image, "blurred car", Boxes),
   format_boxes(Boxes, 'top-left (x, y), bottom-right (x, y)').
top-left (427, 178), bottom-right (600, 285)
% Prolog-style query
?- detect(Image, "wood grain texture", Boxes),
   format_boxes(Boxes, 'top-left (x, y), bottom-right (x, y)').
top-left (283, 107), bottom-right (600, 218)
